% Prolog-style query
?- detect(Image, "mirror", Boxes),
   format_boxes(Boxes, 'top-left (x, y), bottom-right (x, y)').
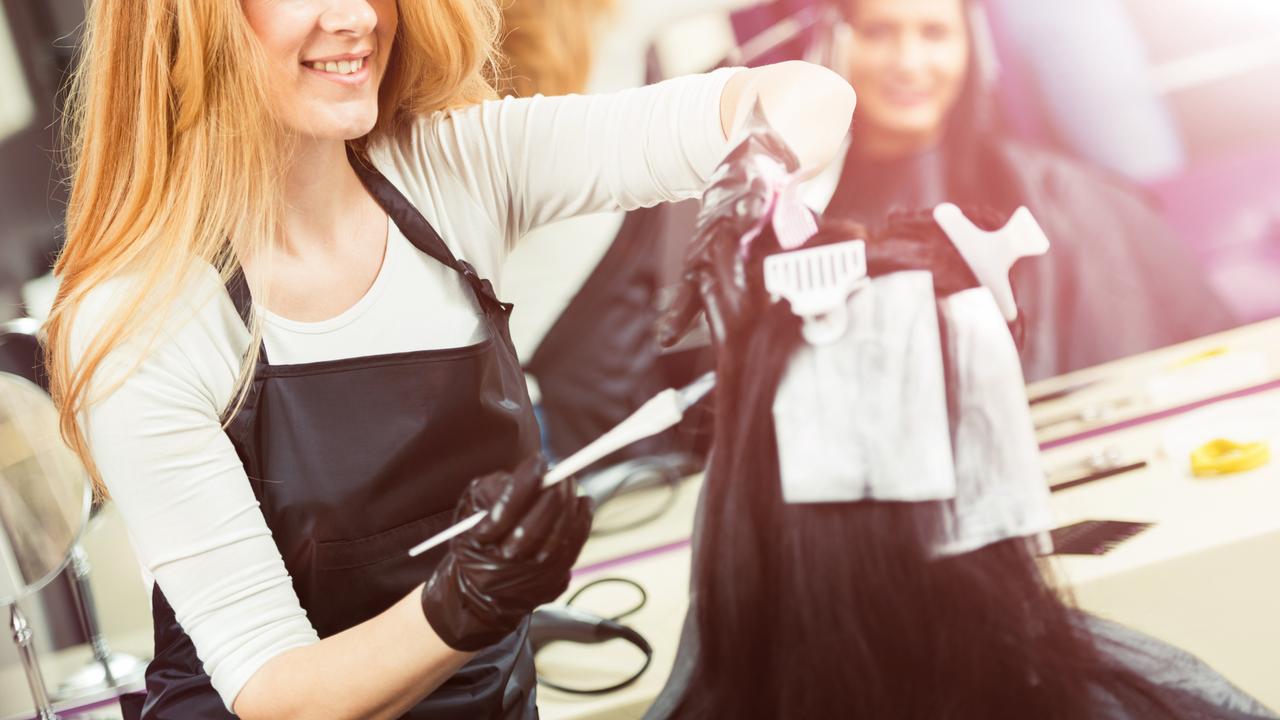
top-left (0, 371), bottom-right (91, 605)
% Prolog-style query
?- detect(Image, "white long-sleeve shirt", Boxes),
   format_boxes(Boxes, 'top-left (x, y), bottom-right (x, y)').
top-left (71, 68), bottom-right (739, 711)
top-left (502, 0), bottom-right (754, 362)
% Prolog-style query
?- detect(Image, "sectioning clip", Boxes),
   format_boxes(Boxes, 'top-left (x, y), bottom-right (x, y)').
top-left (932, 203), bottom-right (1050, 322)
top-left (763, 240), bottom-right (868, 345)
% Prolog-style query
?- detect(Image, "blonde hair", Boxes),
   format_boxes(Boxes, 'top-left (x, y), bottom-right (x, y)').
top-left (45, 0), bottom-right (502, 498)
top-left (497, 0), bottom-right (614, 97)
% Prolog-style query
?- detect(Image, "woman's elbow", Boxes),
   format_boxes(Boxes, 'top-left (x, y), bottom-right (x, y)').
top-left (750, 61), bottom-right (857, 172)
top-left (232, 658), bottom-right (305, 720)
top-left (234, 691), bottom-right (310, 720)
top-left (232, 685), bottom-right (279, 720)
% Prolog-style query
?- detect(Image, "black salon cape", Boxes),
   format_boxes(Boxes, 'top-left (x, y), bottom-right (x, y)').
top-left (824, 140), bottom-right (1238, 382)
top-left (995, 142), bottom-right (1238, 381)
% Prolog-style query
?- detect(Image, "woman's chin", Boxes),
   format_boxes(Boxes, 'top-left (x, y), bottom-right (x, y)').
top-left (334, 114), bottom-right (380, 141)
top-left (289, 109), bottom-right (381, 143)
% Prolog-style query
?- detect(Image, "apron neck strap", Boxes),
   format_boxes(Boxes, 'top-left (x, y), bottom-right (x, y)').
top-left (348, 146), bottom-right (460, 271)
top-left (222, 147), bottom-right (511, 365)
top-left (225, 266), bottom-right (271, 365)
top-left (347, 146), bottom-right (509, 314)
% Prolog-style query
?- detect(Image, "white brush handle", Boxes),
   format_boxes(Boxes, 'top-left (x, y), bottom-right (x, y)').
top-left (408, 512), bottom-right (485, 557)
top-left (541, 388), bottom-right (681, 487)
top-left (407, 389), bottom-right (684, 558)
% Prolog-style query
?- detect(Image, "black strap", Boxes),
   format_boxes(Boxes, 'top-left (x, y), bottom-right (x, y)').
top-left (225, 267), bottom-right (253, 327)
top-left (222, 148), bottom-right (512, 365)
top-left (346, 146), bottom-right (509, 314)
top-left (224, 266), bottom-right (270, 365)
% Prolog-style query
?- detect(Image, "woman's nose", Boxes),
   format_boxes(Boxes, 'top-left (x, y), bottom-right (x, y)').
top-left (891, 34), bottom-right (929, 73)
top-left (318, 0), bottom-right (378, 36)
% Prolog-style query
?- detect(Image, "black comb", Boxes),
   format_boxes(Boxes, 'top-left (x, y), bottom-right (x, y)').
top-left (1050, 520), bottom-right (1154, 556)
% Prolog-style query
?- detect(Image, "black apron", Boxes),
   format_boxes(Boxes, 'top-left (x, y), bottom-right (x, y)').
top-left (124, 150), bottom-right (542, 719)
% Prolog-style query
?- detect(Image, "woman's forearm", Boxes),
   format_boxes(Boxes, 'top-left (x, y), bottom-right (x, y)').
top-left (233, 584), bottom-right (473, 720)
top-left (720, 60), bottom-right (856, 175)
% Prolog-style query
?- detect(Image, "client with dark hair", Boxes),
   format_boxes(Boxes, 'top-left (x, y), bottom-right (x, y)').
top-left (807, 0), bottom-right (1237, 380)
top-left (660, 210), bottom-right (1276, 720)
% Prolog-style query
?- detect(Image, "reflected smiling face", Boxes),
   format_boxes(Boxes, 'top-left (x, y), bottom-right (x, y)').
top-left (242, 0), bottom-right (399, 142)
top-left (844, 0), bottom-right (970, 158)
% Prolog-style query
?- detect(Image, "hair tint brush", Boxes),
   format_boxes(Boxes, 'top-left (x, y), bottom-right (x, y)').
top-left (407, 372), bottom-right (716, 557)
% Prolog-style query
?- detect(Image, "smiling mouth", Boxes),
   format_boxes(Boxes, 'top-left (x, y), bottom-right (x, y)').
top-left (305, 57), bottom-right (366, 75)
top-left (881, 87), bottom-right (934, 106)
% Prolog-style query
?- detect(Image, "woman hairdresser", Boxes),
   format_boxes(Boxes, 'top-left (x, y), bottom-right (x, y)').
top-left (43, 1), bottom-right (853, 719)
top-left (811, 0), bottom-right (1234, 379)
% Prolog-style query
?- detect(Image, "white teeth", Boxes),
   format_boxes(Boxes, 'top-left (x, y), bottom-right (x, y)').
top-left (308, 58), bottom-right (365, 75)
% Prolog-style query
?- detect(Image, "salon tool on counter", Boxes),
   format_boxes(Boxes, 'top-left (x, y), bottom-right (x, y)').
top-left (409, 373), bottom-right (717, 557)
top-left (1146, 347), bottom-right (1272, 407)
top-left (1161, 403), bottom-right (1280, 480)
top-left (530, 578), bottom-right (652, 695)
top-left (1190, 439), bottom-right (1270, 477)
top-left (1051, 461), bottom-right (1148, 493)
top-left (1028, 379), bottom-right (1100, 406)
top-left (1050, 520), bottom-right (1154, 556)
top-left (1047, 446), bottom-right (1148, 493)
top-left (1034, 396), bottom-right (1137, 432)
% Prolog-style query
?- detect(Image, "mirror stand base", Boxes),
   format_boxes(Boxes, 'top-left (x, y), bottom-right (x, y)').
top-left (56, 652), bottom-right (147, 700)
top-left (9, 604), bottom-right (60, 720)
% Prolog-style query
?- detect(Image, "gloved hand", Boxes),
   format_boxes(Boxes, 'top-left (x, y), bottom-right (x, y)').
top-left (657, 102), bottom-right (801, 350)
top-left (422, 455), bottom-right (593, 652)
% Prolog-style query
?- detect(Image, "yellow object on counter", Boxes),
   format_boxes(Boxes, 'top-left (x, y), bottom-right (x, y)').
top-left (1168, 346), bottom-right (1229, 369)
top-left (1191, 438), bottom-right (1271, 477)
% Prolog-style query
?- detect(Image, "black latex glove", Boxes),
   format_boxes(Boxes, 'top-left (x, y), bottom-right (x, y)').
top-left (657, 102), bottom-right (801, 350)
top-left (422, 455), bottom-right (593, 652)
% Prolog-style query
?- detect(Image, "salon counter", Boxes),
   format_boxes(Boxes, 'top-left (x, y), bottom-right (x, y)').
top-left (1029, 316), bottom-right (1280, 446)
top-left (538, 318), bottom-right (1280, 719)
top-left (1044, 388), bottom-right (1280, 706)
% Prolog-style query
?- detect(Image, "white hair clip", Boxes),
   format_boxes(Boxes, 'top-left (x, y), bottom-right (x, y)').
top-left (932, 203), bottom-right (1049, 322)
top-left (763, 240), bottom-right (868, 346)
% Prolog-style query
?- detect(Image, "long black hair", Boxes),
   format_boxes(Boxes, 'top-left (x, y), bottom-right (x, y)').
top-left (668, 215), bottom-right (1181, 719)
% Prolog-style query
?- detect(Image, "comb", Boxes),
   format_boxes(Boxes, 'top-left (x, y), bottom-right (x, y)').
top-left (764, 240), bottom-right (868, 345)
top-left (1050, 520), bottom-right (1154, 556)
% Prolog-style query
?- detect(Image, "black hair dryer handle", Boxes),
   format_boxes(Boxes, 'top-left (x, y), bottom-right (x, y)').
top-left (528, 606), bottom-right (650, 654)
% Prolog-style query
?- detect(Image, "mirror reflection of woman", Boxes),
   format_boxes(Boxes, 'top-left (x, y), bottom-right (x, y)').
top-left (41, 1), bottom-right (853, 718)
top-left (809, 0), bottom-right (1235, 380)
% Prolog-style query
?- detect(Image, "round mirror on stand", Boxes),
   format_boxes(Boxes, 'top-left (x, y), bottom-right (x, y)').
top-left (0, 318), bottom-right (147, 705)
top-left (0, 372), bottom-right (92, 720)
